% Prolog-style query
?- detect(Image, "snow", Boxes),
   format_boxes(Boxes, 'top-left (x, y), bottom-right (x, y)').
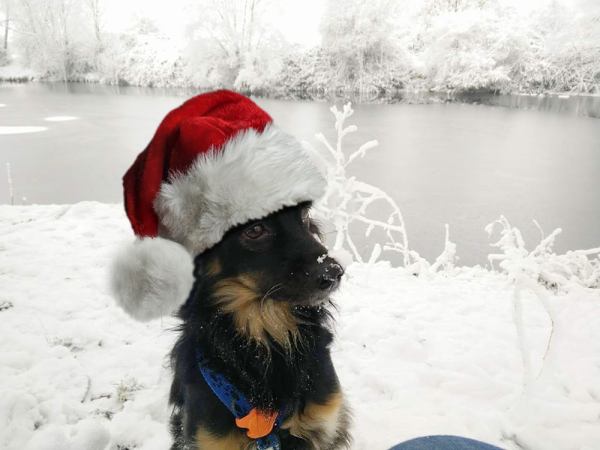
top-left (44, 117), bottom-right (79, 122)
top-left (0, 127), bottom-right (47, 135)
top-left (1, 202), bottom-right (600, 450)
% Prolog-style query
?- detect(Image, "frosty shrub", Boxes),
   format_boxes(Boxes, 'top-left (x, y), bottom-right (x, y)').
top-left (314, 0), bottom-right (409, 92)
top-left (185, 0), bottom-right (288, 91)
top-left (305, 103), bottom-right (409, 266)
top-left (307, 103), bottom-right (458, 274)
top-left (485, 216), bottom-right (600, 387)
top-left (486, 216), bottom-right (600, 290)
top-left (421, 8), bottom-right (523, 92)
top-left (115, 377), bottom-right (144, 404)
top-left (514, 0), bottom-right (600, 94)
top-left (278, 48), bottom-right (342, 93)
top-left (97, 34), bottom-right (186, 88)
top-left (91, 16), bottom-right (187, 88)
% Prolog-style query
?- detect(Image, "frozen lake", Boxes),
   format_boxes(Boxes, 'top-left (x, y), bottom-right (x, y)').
top-left (1, 82), bottom-right (599, 266)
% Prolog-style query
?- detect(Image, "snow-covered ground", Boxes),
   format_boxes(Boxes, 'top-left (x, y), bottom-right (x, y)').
top-left (1, 202), bottom-right (599, 450)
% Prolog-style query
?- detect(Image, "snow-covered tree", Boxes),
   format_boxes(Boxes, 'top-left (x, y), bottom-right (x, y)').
top-left (12, 0), bottom-right (94, 80)
top-left (0, 0), bottom-right (10, 64)
top-left (540, 0), bottom-right (600, 92)
top-left (2, 0), bottom-right (599, 93)
top-left (95, 15), bottom-right (186, 87)
top-left (85, 0), bottom-right (104, 51)
top-left (424, 0), bottom-right (497, 15)
top-left (318, 0), bottom-right (409, 92)
top-left (419, 6), bottom-right (525, 91)
top-left (184, 0), bottom-right (287, 90)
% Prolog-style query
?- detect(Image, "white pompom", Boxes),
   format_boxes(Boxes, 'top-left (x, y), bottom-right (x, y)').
top-left (109, 237), bottom-right (195, 322)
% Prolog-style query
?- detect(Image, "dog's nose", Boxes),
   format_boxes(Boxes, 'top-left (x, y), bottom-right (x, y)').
top-left (317, 263), bottom-right (344, 291)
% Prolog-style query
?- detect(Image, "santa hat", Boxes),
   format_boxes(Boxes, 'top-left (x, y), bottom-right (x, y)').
top-left (110, 90), bottom-right (326, 321)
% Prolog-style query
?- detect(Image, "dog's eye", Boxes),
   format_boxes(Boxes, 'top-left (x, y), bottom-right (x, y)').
top-left (301, 207), bottom-right (310, 223)
top-left (244, 223), bottom-right (265, 239)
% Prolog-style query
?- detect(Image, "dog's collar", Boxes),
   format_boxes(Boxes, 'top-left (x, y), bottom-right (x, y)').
top-left (195, 348), bottom-right (285, 450)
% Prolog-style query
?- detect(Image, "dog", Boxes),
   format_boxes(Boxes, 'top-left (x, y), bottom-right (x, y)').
top-left (168, 201), bottom-right (352, 450)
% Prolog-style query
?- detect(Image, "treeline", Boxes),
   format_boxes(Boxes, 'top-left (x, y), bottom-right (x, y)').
top-left (1, 0), bottom-right (599, 94)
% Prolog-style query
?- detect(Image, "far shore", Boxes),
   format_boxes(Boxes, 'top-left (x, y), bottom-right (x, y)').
top-left (2, 65), bottom-right (599, 100)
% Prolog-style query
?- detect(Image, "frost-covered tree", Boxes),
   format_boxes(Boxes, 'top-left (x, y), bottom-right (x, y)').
top-left (424, 0), bottom-right (496, 15)
top-left (85, 0), bottom-right (104, 51)
top-left (405, 0), bottom-right (600, 93)
top-left (318, 0), bottom-right (408, 92)
top-left (12, 0), bottom-right (94, 80)
top-left (2, 0), bottom-right (599, 93)
top-left (1, 0), bottom-right (10, 64)
top-left (420, 6), bottom-right (525, 91)
top-left (184, 0), bottom-right (287, 90)
top-left (539, 0), bottom-right (600, 92)
top-left (503, 0), bottom-right (599, 93)
top-left (95, 15), bottom-right (186, 87)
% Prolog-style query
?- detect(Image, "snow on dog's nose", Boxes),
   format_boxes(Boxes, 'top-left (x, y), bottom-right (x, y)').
top-left (316, 258), bottom-right (344, 291)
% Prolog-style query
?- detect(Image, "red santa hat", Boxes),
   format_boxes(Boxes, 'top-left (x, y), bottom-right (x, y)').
top-left (110, 90), bottom-right (326, 321)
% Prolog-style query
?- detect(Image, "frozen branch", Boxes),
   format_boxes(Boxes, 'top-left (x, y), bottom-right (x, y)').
top-left (486, 216), bottom-right (600, 290)
top-left (311, 102), bottom-right (414, 267)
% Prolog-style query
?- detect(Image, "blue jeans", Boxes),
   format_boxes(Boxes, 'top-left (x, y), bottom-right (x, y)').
top-left (389, 435), bottom-right (504, 450)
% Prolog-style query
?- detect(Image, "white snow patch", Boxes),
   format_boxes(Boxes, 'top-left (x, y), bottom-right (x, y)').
top-left (317, 254), bottom-right (327, 264)
top-left (329, 248), bottom-right (354, 269)
top-left (1, 203), bottom-right (599, 450)
top-left (44, 116), bottom-right (79, 122)
top-left (0, 126), bottom-right (47, 135)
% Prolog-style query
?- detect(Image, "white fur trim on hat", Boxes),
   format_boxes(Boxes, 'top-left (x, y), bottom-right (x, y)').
top-left (154, 123), bottom-right (327, 255)
top-left (109, 237), bottom-right (195, 321)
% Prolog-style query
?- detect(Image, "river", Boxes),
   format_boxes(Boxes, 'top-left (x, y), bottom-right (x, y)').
top-left (1, 82), bottom-right (599, 266)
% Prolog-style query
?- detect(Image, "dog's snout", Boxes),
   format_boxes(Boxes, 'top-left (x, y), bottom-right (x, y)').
top-left (330, 263), bottom-right (344, 281)
top-left (317, 262), bottom-right (344, 291)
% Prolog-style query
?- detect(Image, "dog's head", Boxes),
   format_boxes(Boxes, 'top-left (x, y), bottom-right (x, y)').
top-left (188, 202), bottom-right (343, 348)
top-left (199, 201), bottom-right (343, 304)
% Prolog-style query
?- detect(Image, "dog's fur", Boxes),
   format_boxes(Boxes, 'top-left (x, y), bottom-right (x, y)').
top-left (169, 202), bottom-right (352, 450)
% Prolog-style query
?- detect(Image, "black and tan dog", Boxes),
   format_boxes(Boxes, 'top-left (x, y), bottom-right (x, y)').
top-left (169, 201), bottom-right (352, 450)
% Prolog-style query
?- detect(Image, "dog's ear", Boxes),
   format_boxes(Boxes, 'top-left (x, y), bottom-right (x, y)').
top-left (308, 218), bottom-right (325, 243)
top-left (193, 253), bottom-right (205, 279)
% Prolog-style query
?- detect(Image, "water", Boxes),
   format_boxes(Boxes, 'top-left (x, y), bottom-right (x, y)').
top-left (1, 82), bottom-right (599, 266)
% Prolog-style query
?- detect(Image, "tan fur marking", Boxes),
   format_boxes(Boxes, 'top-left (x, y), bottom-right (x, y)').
top-left (282, 391), bottom-right (344, 445)
top-left (195, 427), bottom-right (252, 450)
top-left (212, 276), bottom-right (300, 349)
top-left (206, 259), bottom-right (222, 277)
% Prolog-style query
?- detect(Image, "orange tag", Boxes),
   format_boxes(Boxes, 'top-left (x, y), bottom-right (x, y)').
top-left (235, 408), bottom-right (278, 439)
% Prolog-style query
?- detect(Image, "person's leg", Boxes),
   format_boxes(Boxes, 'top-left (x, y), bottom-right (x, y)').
top-left (388, 435), bottom-right (504, 450)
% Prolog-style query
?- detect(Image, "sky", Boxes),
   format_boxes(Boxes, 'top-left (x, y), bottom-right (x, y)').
top-left (103, 0), bottom-right (325, 47)
top-left (102, 0), bottom-right (572, 47)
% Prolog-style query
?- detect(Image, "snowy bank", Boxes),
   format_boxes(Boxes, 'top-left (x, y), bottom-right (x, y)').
top-left (0, 64), bottom-right (38, 83)
top-left (1, 203), bottom-right (599, 450)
